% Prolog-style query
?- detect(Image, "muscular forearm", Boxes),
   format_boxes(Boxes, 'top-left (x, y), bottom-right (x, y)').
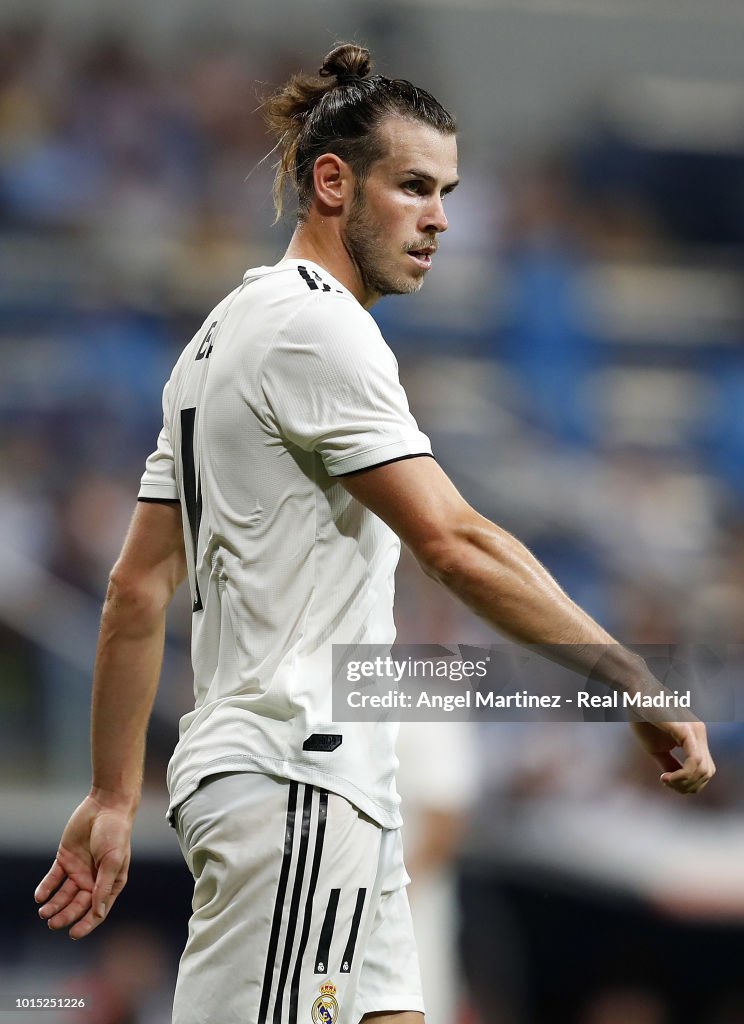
top-left (89, 578), bottom-right (167, 814)
top-left (423, 514), bottom-right (647, 692)
top-left (342, 460), bottom-right (713, 793)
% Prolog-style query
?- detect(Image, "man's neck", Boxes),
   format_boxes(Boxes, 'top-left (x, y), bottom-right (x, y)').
top-left (283, 220), bottom-right (377, 308)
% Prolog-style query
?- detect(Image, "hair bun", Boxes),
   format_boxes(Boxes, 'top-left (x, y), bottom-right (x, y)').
top-left (319, 43), bottom-right (372, 84)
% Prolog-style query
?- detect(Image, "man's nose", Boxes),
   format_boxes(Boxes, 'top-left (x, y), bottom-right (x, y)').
top-left (421, 195), bottom-right (448, 234)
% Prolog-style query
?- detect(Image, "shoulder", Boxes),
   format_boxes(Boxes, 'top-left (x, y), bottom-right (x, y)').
top-left (275, 266), bottom-right (387, 353)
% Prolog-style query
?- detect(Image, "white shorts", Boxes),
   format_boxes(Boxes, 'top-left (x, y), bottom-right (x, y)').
top-left (172, 771), bottom-right (424, 1024)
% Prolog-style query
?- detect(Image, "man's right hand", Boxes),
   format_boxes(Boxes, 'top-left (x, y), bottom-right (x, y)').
top-left (34, 795), bottom-right (133, 940)
top-left (630, 718), bottom-right (715, 794)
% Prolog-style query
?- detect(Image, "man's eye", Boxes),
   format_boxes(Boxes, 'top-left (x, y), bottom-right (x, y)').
top-left (403, 181), bottom-right (422, 193)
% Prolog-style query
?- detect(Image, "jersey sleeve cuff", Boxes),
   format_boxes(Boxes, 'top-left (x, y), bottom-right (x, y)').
top-left (324, 437), bottom-right (432, 477)
top-left (138, 484), bottom-right (179, 501)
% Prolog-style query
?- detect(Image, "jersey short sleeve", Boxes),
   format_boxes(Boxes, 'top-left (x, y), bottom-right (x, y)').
top-left (261, 294), bottom-right (432, 476)
top-left (138, 379), bottom-right (179, 501)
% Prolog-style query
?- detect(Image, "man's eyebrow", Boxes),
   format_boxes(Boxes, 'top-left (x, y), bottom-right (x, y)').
top-left (401, 168), bottom-right (460, 191)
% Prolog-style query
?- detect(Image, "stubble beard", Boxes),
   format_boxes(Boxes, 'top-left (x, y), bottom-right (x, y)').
top-left (343, 193), bottom-right (424, 299)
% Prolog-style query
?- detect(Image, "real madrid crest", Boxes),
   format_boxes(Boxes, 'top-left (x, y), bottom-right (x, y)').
top-left (311, 981), bottom-right (339, 1024)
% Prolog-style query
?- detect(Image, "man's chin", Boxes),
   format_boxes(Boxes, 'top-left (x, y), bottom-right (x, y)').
top-left (362, 264), bottom-right (426, 299)
top-left (400, 275), bottom-right (425, 295)
top-left (385, 272), bottom-right (425, 297)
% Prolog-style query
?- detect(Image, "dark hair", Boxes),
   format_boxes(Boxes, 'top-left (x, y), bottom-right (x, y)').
top-left (262, 42), bottom-right (457, 219)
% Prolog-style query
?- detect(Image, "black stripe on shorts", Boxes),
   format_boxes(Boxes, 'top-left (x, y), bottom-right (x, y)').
top-left (314, 888), bottom-right (340, 975)
top-left (273, 785), bottom-right (314, 1024)
top-left (289, 790), bottom-right (328, 1022)
top-left (340, 888), bottom-right (367, 974)
top-left (258, 782), bottom-right (299, 1024)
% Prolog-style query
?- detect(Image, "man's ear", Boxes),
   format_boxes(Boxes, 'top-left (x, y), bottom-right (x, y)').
top-left (312, 153), bottom-right (353, 212)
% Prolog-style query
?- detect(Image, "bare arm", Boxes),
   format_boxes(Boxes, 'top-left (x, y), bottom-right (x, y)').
top-left (35, 500), bottom-right (186, 938)
top-left (341, 456), bottom-right (715, 793)
top-left (90, 499), bottom-right (186, 809)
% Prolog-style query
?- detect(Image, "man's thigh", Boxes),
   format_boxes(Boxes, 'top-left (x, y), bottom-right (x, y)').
top-left (172, 772), bottom-right (423, 1024)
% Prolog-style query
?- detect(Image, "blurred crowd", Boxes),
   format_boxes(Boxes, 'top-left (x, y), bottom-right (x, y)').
top-left (3, 18), bottom-right (744, 1024)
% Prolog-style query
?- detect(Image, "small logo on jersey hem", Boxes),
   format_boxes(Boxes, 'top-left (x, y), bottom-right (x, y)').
top-left (303, 734), bottom-right (343, 752)
top-left (311, 981), bottom-right (339, 1024)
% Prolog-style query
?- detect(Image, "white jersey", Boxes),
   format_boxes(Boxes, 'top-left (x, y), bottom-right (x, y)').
top-left (138, 258), bottom-right (432, 829)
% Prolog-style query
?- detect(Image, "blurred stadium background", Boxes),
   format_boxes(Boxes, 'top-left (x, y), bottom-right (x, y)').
top-left (3, 0), bottom-right (744, 1021)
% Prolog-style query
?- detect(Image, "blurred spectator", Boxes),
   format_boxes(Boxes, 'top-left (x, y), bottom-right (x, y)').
top-left (577, 988), bottom-right (670, 1024)
top-left (498, 155), bottom-right (601, 448)
top-left (64, 924), bottom-right (173, 1024)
